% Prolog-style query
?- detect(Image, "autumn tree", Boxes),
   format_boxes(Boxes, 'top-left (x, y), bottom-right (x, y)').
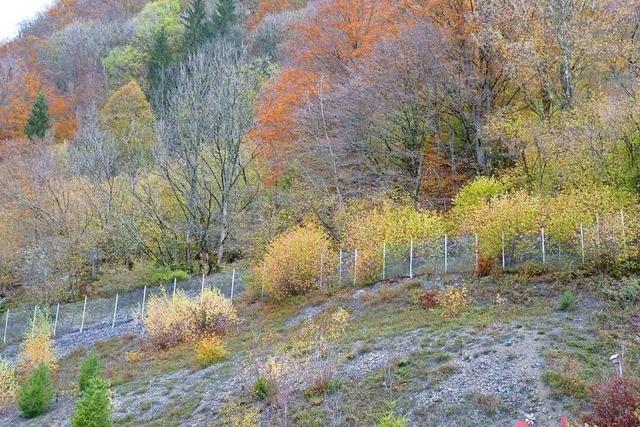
top-left (253, 0), bottom-right (402, 185)
top-left (152, 40), bottom-right (259, 270)
top-left (100, 80), bottom-right (156, 173)
top-left (24, 92), bottom-right (50, 141)
top-left (331, 24), bottom-right (459, 203)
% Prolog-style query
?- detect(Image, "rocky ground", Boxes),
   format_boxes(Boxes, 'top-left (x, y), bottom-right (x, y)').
top-left (0, 271), bottom-right (629, 427)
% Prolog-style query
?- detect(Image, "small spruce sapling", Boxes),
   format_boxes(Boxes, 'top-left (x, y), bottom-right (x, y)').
top-left (78, 354), bottom-right (102, 393)
top-left (18, 364), bottom-right (55, 418)
top-left (71, 377), bottom-right (112, 427)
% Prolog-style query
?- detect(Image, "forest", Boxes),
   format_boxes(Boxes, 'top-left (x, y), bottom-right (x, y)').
top-left (1, 0), bottom-right (640, 305)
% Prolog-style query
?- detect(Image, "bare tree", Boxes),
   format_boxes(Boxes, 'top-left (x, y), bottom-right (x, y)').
top-left (153, 39), bottom-right (259, 271)
top-left (68, 106), bottom-right (123, 229)
top-left (331, 25), bottom-right (449, 204)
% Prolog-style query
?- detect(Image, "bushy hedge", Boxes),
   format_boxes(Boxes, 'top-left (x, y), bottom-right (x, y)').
top-left (341, 202), bottom-right (447, 284)
top-left (459, 186), bottom-right (638, 261)
top-left (254, 222), bottom-right (336, 299)
top-left (144, 288), bottom-right (238, 348)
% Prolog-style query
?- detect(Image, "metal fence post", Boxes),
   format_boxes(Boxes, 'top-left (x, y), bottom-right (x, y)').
top-left (475, 233), bottom-right (479, 273)
top-left (621, 210), bottom-right (626, 254)
top-left (501, 230), bottom-right (506, 270)
top-left (444, 235), bottom-right (448, 274)
top-left (230, 269), bottom-right (236, 302)
top-left (53, 303), bottom-right (60, 336)
top-left (580, 224), bottom-right (585, 264)
top-left (111, 293), bottom-right (119, 330)
top-left (141, 285), bottom-right (147, 322)
top-left (31, 305), bottom-right (38, 334)
top-left (319, 252), bottom-right (324, 287)
top-left (541, 227), bottom-right (546, 265)
top-left (338, 249), bottom-right (343, 285)
top-left (596, 215), bottom-right (601, 253)
top-left (409, 239), bottom-right (414, 279)
top-left (353, 249), bottom-right (358, 285)
top-left (3, 309), bottom-right (8, 344)
top-left (382, 242), bottom-right (386, 280)
top-left (173, 277), bottom-right (177, 296)
top-left (80, 296), bottom-right (87, 334)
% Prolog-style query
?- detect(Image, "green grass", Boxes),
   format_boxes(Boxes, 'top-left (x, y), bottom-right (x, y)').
top-left (542, 371), bottom-right (589, 399)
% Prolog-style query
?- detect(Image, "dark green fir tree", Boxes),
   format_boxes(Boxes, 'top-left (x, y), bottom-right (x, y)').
top-left (24, 91), bottom-right (50, 141)
top-left (182, 0), bottom-right (211, 53)
top-left (211, 0), bottom-right (236, 37)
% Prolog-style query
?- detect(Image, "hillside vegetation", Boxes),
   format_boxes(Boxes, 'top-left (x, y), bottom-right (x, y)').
top-left (1, 0), bottom-right (640, 425)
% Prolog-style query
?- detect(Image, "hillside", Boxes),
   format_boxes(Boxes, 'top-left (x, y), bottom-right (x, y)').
top-left (1, 0), bottom-right (640, 425)
top-left (2, 270), bottom-right (637, 426)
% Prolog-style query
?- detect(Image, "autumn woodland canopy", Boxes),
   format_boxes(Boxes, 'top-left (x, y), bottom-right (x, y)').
top-left (1, 0), bottom-right (640, 303)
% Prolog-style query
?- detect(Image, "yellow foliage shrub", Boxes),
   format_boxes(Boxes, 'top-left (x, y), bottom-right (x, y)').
top-left (19, 312), bottom-right (57, 374)
top-left (294, 307), bottom-right (351, 352)
top-left (255, 222), bottom-right (336, 299)
top-left (0, 358), bottom-right (18, 412)
top-left (342, 201), bottom-right (447, 284)
top-left (144, 290), bottom-right (195, 348)
top-left (460, 186), bottom-right (638, 262)
top-left (125, 351), bottom-right (143, 364)
top-left (439, 286), bottom-right (471, 318)
top-left (461, 190), bottom-right (540, 259)
top-left (450, 176), bottom-right (509, 226)
top-left (222, 401), bottom-right (261, 427)
top-left (193, 288), bottom-right (239, 337)
top-left (143, 288), bottom-right (238, 348)
top-left (195, 335), bottom-right (228, 366)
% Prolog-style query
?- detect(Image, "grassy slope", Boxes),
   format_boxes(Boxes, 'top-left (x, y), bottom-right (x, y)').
top-left (2, 271), bottom-right (639, 426)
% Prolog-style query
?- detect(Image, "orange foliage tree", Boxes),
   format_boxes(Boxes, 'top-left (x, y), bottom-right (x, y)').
top-left (253, 0), bottom-right (403, 180)
top-left (0, 69), bottom-right (76, 141)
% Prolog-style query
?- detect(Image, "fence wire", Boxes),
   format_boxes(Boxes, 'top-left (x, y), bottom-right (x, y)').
top-left (1, 214), bottom-right (634, 347)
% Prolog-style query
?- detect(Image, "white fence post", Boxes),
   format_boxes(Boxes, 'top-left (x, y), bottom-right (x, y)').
top-left (80, 296), bottom-right (87, 334)
top-left (541, 227), bottom-right (546, 265)
top-left (31, 305), bottom-right (38, 334)
top-left (111, 293), bottom-right (119, 330)
top-left (230, 269), bottom-right (236, 302)
top-left (201, 273), bottom-right (205, 294)
top-left (53, 303), bottom-right (60, 336)
top-left (353, 249), bottom-right (358, 285)
top-left (475, 233), bottom-right (479, 273)
top-left (444, 235), bottom-right (448, 274)
top-left (3, 309), bottom-right (8, 344)
top-left (580, 224), bottom-right (585, 264)
top-left (409, 239), bottom-right (414, 279)
top-left (173, 277), bottom-right (177, 296)
top-left (596, 215), bottom-right (601, 253)
top-left (319, 252), bottom-right (324, 287)
top-left (141, 285), bottom-right (147, 322)
top-left (621, 210), bottom-right (626, 254)
top-left (338, 249), bottom-right (343, 285)
top-left (382, 242), bottom-right (386, 280)
top-left (501, 230), bottom-right (506, 270)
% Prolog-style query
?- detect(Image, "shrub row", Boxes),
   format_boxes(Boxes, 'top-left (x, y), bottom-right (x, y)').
top-left (252, 181), bottom-right (636, 300)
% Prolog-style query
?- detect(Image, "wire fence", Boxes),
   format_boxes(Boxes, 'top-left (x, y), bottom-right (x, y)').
top-left (1, 269), bottom-right (244, 346)
top-left (1, 211), bottom-right (634, 347)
